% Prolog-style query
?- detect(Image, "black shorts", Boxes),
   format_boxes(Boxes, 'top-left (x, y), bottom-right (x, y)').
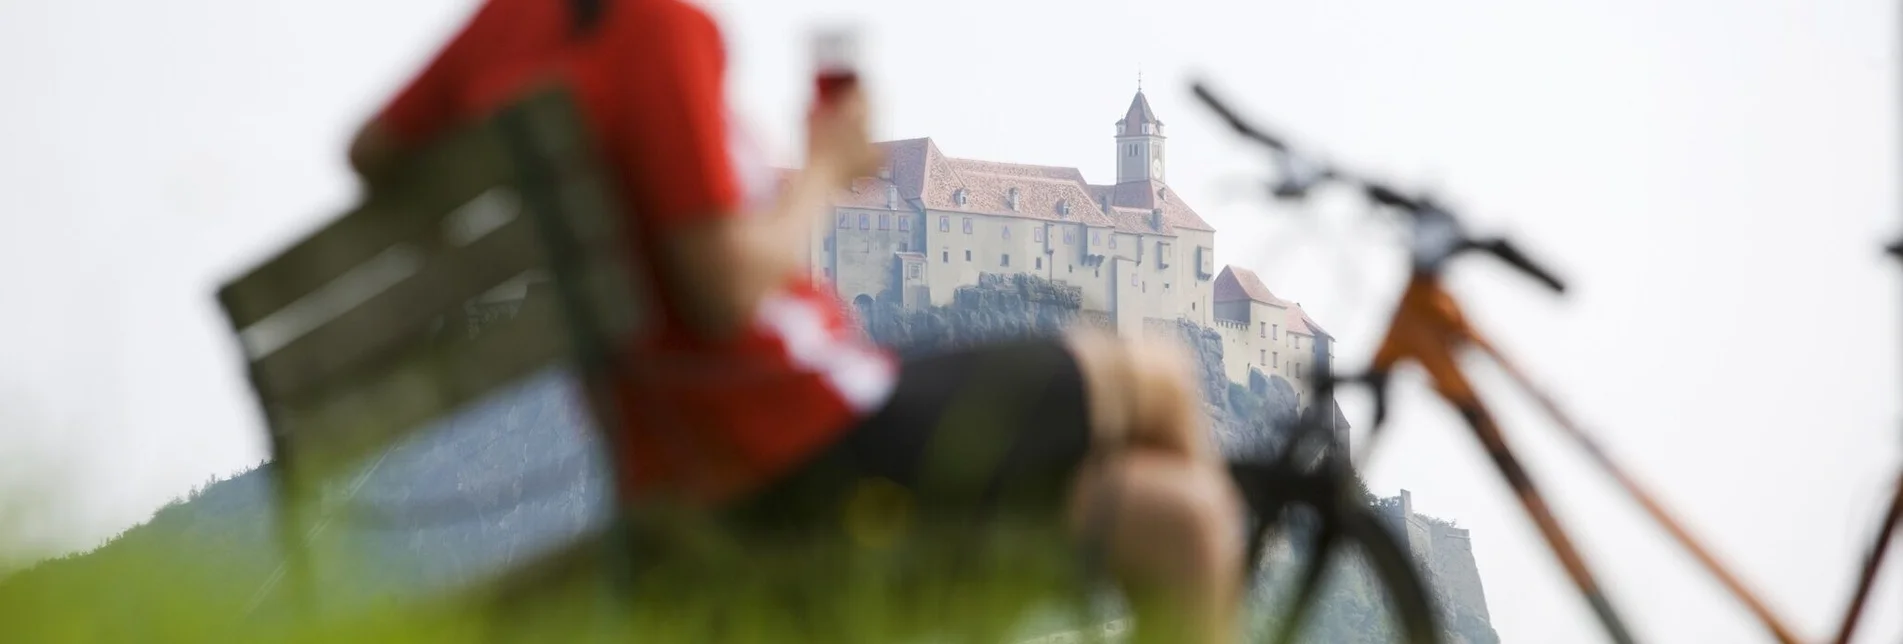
top-left (718, 336), bottom-right (1097, 546)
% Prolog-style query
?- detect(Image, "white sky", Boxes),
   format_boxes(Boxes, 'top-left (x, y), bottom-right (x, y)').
top-left (2, 0), bottom-right (1901, 641)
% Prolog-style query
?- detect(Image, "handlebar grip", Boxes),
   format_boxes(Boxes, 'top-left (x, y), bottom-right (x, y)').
top-left (1475, 238), bottom-right (1567, 294)
top-left (1363, 183), bottom-right (1421, 211)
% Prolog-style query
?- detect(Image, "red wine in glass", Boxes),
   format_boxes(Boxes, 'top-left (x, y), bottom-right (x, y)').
top-left (812, 28), bottom-right (860, 105)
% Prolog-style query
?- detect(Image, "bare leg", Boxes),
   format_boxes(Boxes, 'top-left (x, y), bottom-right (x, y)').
top-left (1063, 330), bottom-right (1245, 644)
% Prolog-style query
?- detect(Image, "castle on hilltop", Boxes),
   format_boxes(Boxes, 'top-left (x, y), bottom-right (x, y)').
top-left (802, 89), bottom-right (1334, 406)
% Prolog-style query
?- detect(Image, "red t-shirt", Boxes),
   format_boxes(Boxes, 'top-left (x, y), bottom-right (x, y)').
top-left (376, 0), bottom-right (896, 504)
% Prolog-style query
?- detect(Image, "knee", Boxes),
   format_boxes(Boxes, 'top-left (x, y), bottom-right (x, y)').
top-left (1081, 454), bottom-right (1245, 582)
top-left (1064, 330), bottom-right (1210, 458)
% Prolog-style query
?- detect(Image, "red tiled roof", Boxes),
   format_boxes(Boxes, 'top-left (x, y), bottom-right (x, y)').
top-left (771, 167), bottom-right (901, 210)
top-left (943, 158), bottom-right (1090, 185)
top-left (825, 137), bottom-right (1211, 235)
top-left (939, 160), bottom-right (1117, 227)
top-left (1213, 266), bottom-right (1285, 305)
top-left (1103, 206), bottom-right (1165, 234)
top-left (837, 176), bottom-right (901, 209)
top-left (1087, 181), bottom-right (1215, 232)
top-left (1287, 306), bottom-right (1328, 338)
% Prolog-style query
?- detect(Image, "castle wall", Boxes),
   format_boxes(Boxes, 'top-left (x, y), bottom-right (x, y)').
top-left (829, 208), bottom-right (918, 304)
top-left (1214, 319), bottom-right (1253, 384)
top-left (1212, 316), bottom-right (1341, 412)
top-left (1175, 229), bottom-right (1217, 325)
top-left (1427, 521), bottom-right (1491, 623)
top-left (1377, 490), bottom-right (1494, 632)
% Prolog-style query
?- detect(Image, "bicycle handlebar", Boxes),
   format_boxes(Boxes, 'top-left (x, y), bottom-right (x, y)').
top-left (1191, 78), bottom-right (1567, 295)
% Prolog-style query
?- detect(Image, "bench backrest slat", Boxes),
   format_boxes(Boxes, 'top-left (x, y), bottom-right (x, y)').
top-left (220, 127), bottom-right (518, 331)
top-left (248, 213), bottom-right (544, 403)
top-left (218, 88), bottom-right (642, 491)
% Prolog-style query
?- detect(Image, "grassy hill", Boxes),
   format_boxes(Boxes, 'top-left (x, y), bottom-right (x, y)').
top-left (0, 274), bottom-right (1494, 643)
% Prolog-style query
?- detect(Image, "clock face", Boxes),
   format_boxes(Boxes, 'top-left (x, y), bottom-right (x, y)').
top-left (1151, 158), bottom-right (1164, 178)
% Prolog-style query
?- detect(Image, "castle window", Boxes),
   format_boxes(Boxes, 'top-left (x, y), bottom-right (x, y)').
top-left (1130, 272), bottom-right (1138, 286)
top-left (908, 263), bottom-right (922, 279)
top-left (1064, 228), bottom-right (1075, 244)
top-left (898, 215), bottom-right (911, 232)
top-left (1091, 231), bottom-right (1102, 245)
top-left (963, 218), bottom-right (973, 234)
top-left (965, 250), bottom-right (972, 262)
top-left (942, 250), bottom-right (949, 263)
top-left (1259, 350), bottom-right (1266, 366)
top-left (858, 213), bottom-right (869, 230)
top-left (1273, 324), bottom-right (1279, 340)
top-left (1110, 235), bottom-right (1118, 249)
top-left (939, 216), bottom-right (950, 232)
top-left (1034, 227), bottom-right (1046, 242)
top-left (836, 213), bottom-right (851, 229)
top-left (1069, 264), bottom-right (1074, 274)
top-left (1260, 322), bottom-right (1265, 338)
top-left (1002, 254), bottom-right (1010, 267)
top-left (1002, 226), bottom-right (1011, 240)
top-left (1273, 352), bottom-right (1279, 368)
top-left (1036, 257), bottom-right (1043, 270)
top-left (1095, 268), bottom-right (1101, 278)
top-left (878, 214), bottom-right (891, 230)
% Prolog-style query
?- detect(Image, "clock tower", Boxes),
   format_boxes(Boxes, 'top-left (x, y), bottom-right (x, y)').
top-left (1115, 87), bottom-right (1166, 184)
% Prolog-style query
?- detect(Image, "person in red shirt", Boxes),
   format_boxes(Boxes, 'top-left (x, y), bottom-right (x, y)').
top-left (348, 1), bottom-right (1245, 641)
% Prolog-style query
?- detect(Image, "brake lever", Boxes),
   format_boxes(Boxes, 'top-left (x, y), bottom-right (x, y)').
top-left (1466, 237), bottom-right (1567, 294)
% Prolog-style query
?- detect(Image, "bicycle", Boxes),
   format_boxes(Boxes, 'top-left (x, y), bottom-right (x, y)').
top-left (1192, 79), bottom-right (1804, 644)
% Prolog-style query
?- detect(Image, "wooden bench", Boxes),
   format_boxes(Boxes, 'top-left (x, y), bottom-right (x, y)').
top-left (216, 88), bottom-right (649, 614)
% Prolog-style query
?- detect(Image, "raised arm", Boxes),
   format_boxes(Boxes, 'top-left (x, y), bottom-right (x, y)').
top-left (616, 6), bottom-right (880, 343)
